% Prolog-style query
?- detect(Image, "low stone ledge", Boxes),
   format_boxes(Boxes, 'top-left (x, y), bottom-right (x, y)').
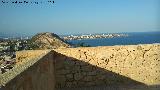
top-left (0, 50), bottom-right (50, 87)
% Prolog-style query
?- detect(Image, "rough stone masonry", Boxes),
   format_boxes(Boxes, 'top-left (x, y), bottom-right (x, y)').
top-left (0, 44), bottom-right (160, 90)
top-left (55, 44), bottom-right (160, 88)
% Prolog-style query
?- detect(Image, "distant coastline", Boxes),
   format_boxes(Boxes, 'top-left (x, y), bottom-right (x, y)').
top-left (62, 33), bottom-right (128, 40)
top-left (67, 32), bottom-right (160, 47)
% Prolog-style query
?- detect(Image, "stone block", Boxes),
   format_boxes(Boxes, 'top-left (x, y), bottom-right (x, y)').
top-left (65, 82), bottom-right (72, 88)
top-left (65, 74), bottom-right (74, 82)
top-left (83, 76), bottom-right (93, 82)
top-left (81, 65), bottom-right (93, 72)
top-left (66, 74), bottom-right (73, 79)
top-left (74, 73), bottom-right (84, 80)
top-left (77, 81), bottom-right (86, 86)
top-left (86, 82), bottom-right (96, 86)
top-left (87, 71), bottom-right (97, 76)
top-left (64, 59), bottom-right (75, 66)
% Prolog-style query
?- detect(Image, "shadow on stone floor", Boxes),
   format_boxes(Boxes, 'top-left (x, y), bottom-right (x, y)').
top-left (57, 85), bottom-right (160, 90)
top-left (53, 52), bottom-right (155, 90)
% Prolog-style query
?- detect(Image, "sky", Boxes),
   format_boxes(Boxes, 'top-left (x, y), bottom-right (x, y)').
top-left (0, 0), bottom-right (159, 35)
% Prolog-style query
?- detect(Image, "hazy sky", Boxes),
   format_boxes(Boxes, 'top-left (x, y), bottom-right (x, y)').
top-left (0, 0), bottom-right (159, 35)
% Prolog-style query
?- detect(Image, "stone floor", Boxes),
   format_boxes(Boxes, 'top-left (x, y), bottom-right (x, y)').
top-left (57, 85), bottom-right (160, 90)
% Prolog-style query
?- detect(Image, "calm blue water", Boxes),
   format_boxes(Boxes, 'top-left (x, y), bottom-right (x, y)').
top-left (68, 32), bottom-right (160, 46)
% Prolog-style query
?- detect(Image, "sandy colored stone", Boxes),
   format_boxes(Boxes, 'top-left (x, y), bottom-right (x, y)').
top-left (56, 44), bottom-right (160, 86)
top-left (1, 44), bottom-right (160, 90)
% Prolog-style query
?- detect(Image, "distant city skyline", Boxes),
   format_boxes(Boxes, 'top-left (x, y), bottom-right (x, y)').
top-left (0, 0), bottom-right (159, 35)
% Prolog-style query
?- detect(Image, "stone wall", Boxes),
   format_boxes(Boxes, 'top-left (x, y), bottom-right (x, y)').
top-left (55, 44), bottom-right (160, 88)
top-left (16, 50), bottom-right (49, 65)
top-left (0, 51), bottom-right (56, 90)
top-left (0, 44), bottom-right (159, 90)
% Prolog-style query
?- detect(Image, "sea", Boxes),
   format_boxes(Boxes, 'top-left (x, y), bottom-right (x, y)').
top-left (67, 32), bottom-right (160, 46)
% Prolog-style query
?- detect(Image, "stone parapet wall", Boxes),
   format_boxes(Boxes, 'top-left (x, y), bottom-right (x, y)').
top-left (0, 44), bottom-right (159, 90)
top-left (55, 44), bottom-right (160, 88)
top-left (16, 50), bottom-right (49, 65)
top-left (0, 50), bottom-right (56, 90)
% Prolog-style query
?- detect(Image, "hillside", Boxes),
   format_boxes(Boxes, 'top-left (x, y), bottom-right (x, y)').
top-left (31, 32), bottom-right (71, 49)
